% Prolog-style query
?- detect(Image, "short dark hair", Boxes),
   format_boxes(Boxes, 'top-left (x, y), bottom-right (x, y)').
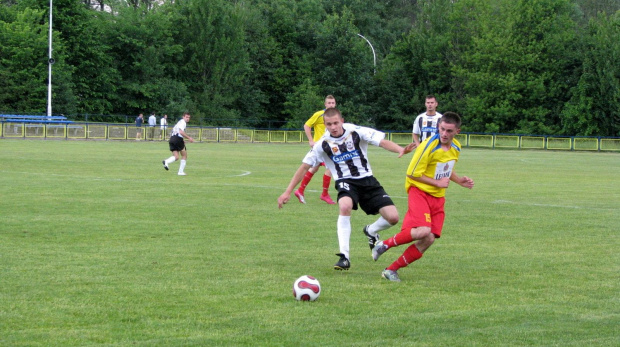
top-left (426, 95), bottom-right (437, 101)
top-left (440, 111), bottom-right (461, 128)
top-left (323, 107), bottom-right (342, 118)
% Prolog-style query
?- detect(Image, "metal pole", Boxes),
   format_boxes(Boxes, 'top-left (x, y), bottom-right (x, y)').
top-left (356, 33), bottom-right (376, 74)
top-left (47, 0), bottom-right (53, 117)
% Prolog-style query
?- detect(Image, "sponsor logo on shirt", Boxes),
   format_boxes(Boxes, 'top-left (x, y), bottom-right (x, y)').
top-left (346, 141), bottom-right (355, 151)
top-left (434, 160), bottom-right (455, 180)
top-left (332, 150), bottom-right (360, 163)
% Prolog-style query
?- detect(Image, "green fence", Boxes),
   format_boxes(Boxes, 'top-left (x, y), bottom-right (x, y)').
top-left (2, 122), bottom-right (619, 152)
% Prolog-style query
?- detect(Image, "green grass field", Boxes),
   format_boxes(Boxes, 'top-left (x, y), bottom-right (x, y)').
top-left (1, 140), bottom-right (618, 346)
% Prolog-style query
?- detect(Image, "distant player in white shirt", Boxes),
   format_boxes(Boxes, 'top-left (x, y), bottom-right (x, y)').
top-left (412, 95), bottom-right (443, 146)
top-left (160, 114), bottom-right (168, 140)
top-left (278, 108), bottom-right (416, 271)
top-left (162, 113), bottom-right (194, 176)
top-left (148, 112), bottom-right (157, 140)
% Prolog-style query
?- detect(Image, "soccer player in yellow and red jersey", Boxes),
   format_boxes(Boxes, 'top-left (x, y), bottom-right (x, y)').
top-left (371, 112), bottom-right (474, 282)
top-left (294, 95), bottom-right (337, 205)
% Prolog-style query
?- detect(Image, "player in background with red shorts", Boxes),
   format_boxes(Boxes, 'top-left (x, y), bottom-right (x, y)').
top-left (294, 95), bottom-right (337, 205)
top-left (372, 112), bottom-right (474, 282)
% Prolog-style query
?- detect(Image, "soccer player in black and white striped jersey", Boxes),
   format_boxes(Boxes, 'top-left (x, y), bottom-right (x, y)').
top-left (412, 95), bottom-right (442, 147)
top-left (278, 108), bottom-right (416, 271)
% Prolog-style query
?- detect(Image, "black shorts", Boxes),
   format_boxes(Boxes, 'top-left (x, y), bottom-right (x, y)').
top-left (168, 136), bottom-right (186, 152)
top-left (335, 176), bottom-right (394, 215)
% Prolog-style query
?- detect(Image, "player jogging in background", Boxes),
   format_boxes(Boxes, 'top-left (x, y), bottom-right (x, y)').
top-left (372, 112), bottom-right (474, 282)
top-left (293, 95), bottom-right (337, 205)
top-left (162, 112), bottom-right (194, 176)
top-left (412, 95), bottom-right (442, 147)
top-left (278, 108), bottom-right (416, 271)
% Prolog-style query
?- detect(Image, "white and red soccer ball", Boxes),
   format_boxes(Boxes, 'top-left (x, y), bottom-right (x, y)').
top-left (293, 275), bottom-right (321, 301)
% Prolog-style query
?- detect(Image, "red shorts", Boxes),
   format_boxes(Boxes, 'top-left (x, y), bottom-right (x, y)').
top-left (401, 186), bottom-right (446, 238)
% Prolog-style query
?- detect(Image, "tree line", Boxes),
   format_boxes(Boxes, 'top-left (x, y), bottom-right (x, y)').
top-left (1, 0), bottom-right (618, 136)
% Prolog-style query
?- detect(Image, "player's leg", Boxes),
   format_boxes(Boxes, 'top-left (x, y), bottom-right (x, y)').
top-left (163, 149), bottom-right (179, 170)
top-left (359, 180), bottom-right (398, 249)
top-left (333, 181), bottom-right (358, 270)
top-left (178, 147), bottom-right (188, 175)
top-left (334, 196), bottom-right (354, 270)
top-left (372, 187), bottom-right (430, 259)
top-left (362, 205), bottom-right (398, 251)
top-left (376, 189), bottom-right (443, 281)
top-left (294, 165), bottom-right (319, 203)
top-left (320, 167), bottom-right (335, 204)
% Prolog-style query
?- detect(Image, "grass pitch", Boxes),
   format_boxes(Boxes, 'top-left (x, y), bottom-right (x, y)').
top-left (1, 140), bottom-right (618, 346)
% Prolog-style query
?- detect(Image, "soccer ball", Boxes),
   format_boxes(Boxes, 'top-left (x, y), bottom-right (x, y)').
top-left (293, 275), bottom-right (321, 301)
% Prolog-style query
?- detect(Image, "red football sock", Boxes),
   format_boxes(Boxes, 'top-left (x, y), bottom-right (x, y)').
top-left (386, 244), bottom-right (423, 271)
top-left (298, 171), bottom-right (315, 194)
top-left (384, 229), bottom-right (415, 248)
top-left (321, 174), bottom-right (331, 196)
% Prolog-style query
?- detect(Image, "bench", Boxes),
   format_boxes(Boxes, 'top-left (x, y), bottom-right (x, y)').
top-left (4, 119), bottom-right (73, 124)
top-left (3, 119), bottom-right (77, 136)
top-left (0, 115), bottom-right (68, 121)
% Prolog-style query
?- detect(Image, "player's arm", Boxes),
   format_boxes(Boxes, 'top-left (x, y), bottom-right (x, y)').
top-left (408, 174), bottom-right (450, 188)
top-left (303, 124), bottom-right (314, 147)
top-left (178, 129), bottom-right (194, 143)
top-left (450, 171), bottom-right (474, 189)
top-left (412, 116), bottom-right (421, 145)
top-left (278, 163), bottom-right (312, 208)
top-left (379, 139), bottom-right (416, 158)
top-left (412, 133), bottom-right (421, 146)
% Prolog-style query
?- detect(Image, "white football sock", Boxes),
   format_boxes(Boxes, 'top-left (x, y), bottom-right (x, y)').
top-left (178, 159), bottom-right (186, 173)
top-left (367, 216), bottom-right (392, 236)
top-left (164, 156), bottom-right (176, 165)
top-left (337, 215), bottom-right (351, 260)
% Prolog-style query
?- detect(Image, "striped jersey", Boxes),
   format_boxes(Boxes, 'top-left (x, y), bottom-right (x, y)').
top-left (412, 112), bottom-right (443, 142)
top-left (170, 119), bottom-right (187, 139)
top-left (302, 123), bottom-right (385, 180)
top-left (406, 134), bottom-right (461, 197)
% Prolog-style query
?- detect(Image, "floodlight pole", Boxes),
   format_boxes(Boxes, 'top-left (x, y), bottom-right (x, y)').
top-left (47, 0), bottom-right (53, 118)
top-left (356, 33), bottom-right (376, 74)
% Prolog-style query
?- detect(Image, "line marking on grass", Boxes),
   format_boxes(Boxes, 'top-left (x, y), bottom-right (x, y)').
top-left (492, 199), bottom-right (582, 209)
top-left (390, 196), bottom-right (617, 212)
top-left (233, 171), bottom-right (252, 177)
top-left (2, 169), bottom-right (252, 179)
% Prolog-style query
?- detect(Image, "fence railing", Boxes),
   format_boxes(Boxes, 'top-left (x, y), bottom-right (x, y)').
top-left (2, 121), bottom-right (619, 151)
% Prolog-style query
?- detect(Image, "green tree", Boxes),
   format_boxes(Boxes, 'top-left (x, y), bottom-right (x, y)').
top-left (247, 0), bottom-right (326, 127)
top-left (103, 3), bottom-right (188, 117)
top-left (454, 0), bottom-right (581, 134)
top-left (0, 6), bottom-right (74, 114)
top-left (283, 77), bottom-right (323, 128)
top-left (175, 0), bottom-right (250, 124)
top-left (561, 11), bottom-right (620, 136)
top-left (312, 7), bottom-right (375, 125)
top-left (374, 0), bottom-right (455, 130)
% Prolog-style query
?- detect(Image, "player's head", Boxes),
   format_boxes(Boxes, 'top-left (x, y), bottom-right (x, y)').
top-left (324, 95), bottom-right (336, 109)
top-left (438, 112), bottom-right (461, 144)
top-left (425, 95), bottom-right (438, 113)
top-left (182, 112), bottom-right (191, 122)
top-left (323, 107), bottom-right (344, 137)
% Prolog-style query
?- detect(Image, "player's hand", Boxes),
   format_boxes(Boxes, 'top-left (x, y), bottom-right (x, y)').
top-left (188, 137), bottom-right (195, 143)
top-left (436, 177), bottom-right (451, 188)
top-left (460, 176), bottom-right (474, 189)
top-left (399, 142), bottom-right (417, 157)
top-left (277, 194), bottom-right (290, 209)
